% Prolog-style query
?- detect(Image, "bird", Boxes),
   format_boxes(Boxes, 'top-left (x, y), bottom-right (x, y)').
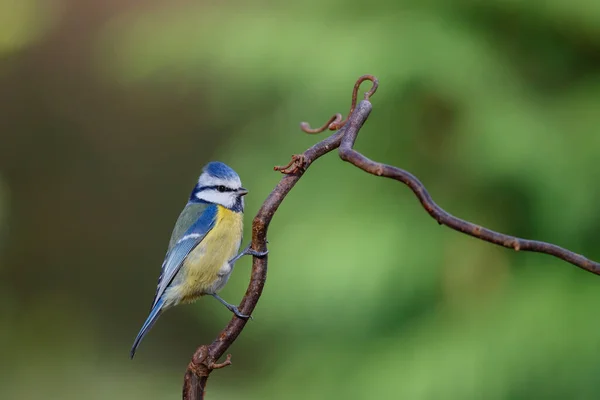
top-left (130, 161), bottom-right (267, 359)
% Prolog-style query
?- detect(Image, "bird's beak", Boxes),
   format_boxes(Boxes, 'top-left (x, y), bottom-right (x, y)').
top-left (238, 188), bottom-right (249, 196)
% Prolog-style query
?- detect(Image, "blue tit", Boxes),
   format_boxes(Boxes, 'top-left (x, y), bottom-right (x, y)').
top-left (130, 161), bottom-right (266, 359)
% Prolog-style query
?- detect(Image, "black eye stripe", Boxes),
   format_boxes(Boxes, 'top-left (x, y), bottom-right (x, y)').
top-left (199, 185), bottom-right (236, 192)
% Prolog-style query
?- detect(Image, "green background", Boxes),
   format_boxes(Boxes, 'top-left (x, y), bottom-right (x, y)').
top-left (1, 0), bottom-right (599, 399)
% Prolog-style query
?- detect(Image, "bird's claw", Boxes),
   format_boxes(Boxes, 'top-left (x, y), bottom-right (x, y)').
top-left (246, 248), bottom-right (269, 258)
top-left (229, 244), bottom-right (269, 265)
top-left (231, 306), bottom-right (253, 320)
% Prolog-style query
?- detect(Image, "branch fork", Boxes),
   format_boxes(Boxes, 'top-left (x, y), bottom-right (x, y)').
top-left (183, 74), bottom-right (600, 400)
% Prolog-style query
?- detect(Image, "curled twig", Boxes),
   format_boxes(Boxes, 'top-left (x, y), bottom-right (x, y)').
top-left (360, 74), bottom-right (379, 100)
top-left (183, 74), bottom-right (600, 400)
top-left (300, 113), bottom-right (342, 134)
top-left (300, 74), bottom-right (379, 133)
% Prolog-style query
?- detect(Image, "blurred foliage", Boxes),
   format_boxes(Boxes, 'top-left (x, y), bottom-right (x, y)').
top-left (0, 174), bottom-right (6, 255)
top-left (1, 0), bottom-right (599, 399)
top-left (0, 0), bottom-right (62, 56)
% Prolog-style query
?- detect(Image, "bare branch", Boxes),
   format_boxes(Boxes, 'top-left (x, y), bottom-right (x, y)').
top-left (183, 74), bottom-right (600, 399)
top-left (336, 103), bottom-right (600, 275)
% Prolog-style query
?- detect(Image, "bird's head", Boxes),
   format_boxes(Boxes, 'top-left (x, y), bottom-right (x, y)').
top-left (191, 162), bottom-right (248, 211)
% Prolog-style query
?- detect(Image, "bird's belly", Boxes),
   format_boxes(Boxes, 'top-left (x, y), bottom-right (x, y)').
top-left (175, 207), bottom-right (243, 302)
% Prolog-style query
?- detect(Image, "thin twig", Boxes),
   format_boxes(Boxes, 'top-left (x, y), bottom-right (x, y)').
top-left (273, 154), bottom-right (306, 174)
top-left (183, 74), bottom-right (600, 400)
top-left (337, 100), bottom-right (600, 274)
top-left (300, 74), bottom-right (379, 133)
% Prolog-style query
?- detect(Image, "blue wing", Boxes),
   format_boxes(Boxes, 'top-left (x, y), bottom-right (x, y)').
top-left (130, 203), bottom-right (218, 358)
top-left (151, 203), bottom-right (218, 308)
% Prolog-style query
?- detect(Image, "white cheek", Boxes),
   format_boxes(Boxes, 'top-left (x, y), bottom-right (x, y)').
top-left (221, 195), bottom-right (235, 208)
top-left (195, 191), bottom-right (236, 208)
top-left (225, 194), bottom-right (237, 208)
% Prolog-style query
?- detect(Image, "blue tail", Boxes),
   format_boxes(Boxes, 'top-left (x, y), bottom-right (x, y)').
top-left (130, 298), bottom-right (164, 359)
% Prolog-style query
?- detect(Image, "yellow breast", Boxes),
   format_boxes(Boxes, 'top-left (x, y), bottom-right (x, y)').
top-left (178, 205), bottom-right (243, 302)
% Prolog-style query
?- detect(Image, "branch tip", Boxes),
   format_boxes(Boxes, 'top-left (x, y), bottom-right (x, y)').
top-left (359, 74), bottom-right (379, 101)
top-left (300, 113), bottom-right (342, 134)
top-left (210, 354), bottom-right (232, 370)
top-left (300, 75), bottom-right (379, 134)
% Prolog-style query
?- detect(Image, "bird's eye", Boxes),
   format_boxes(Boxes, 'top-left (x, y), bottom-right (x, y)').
top-left (217, 185), bottom-right (227, 192)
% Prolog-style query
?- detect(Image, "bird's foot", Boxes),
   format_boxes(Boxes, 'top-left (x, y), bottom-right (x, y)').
top-left (211, 293), bottom-right (253, 320)
top-left (230, 305), bottom-right (253, 320)
top-left (228, 244), bottom-right (268, 265)
top-left (245, 248), bottom-right (269, 258)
